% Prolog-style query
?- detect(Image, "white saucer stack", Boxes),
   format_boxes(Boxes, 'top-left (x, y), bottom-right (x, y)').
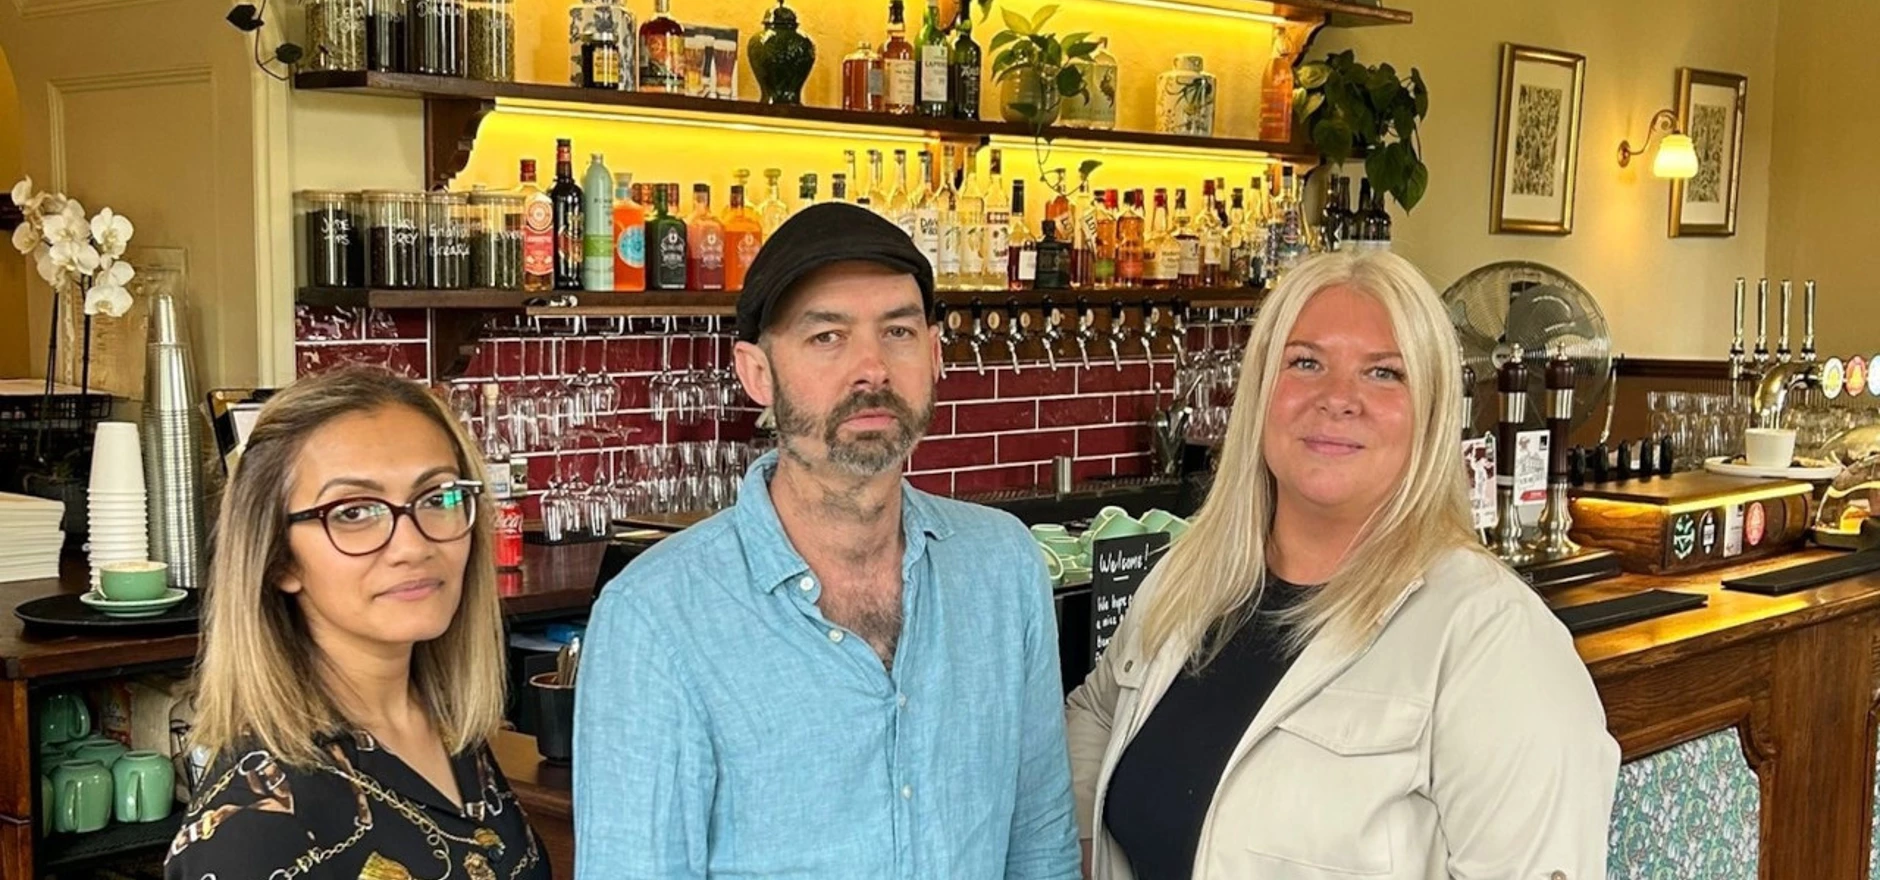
top-left (0, 492), bottom-right (65, 583)
top-left (87, 421), bottom-right (151, 588)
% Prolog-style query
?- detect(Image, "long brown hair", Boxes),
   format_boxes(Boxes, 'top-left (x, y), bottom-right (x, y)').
top-left (188, 366), bottom-right (507, 767)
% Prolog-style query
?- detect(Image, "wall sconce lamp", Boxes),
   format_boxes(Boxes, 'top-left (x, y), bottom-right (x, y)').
top-left (1618, 108), bottom-right (1698, 179)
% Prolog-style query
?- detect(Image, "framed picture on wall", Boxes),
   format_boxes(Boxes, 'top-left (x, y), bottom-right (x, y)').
top-left (1490, 44), bottom-right (1586, 235)
top-left (1670, 68), bottom-right (1747, 237)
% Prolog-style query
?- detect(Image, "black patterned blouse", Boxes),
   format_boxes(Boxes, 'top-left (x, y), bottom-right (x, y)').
top-left (163, 730), bottom-right (547, 880)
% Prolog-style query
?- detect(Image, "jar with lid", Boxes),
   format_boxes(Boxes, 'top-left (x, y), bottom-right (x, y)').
top-left (298, 191), bottom-right (363, 288)
top-left (409, 0), bottom-right (466, 76)
top-left (367, 0), bottom-right (407, 71)
top-left (364, 191), bottom-right (425, 289)
top-left (307, 0), bottom-right (368, 72)
top-left (569, 1), bottom-right (636, 89)
top-left (424, 191), bottom-right (471, 289)
top-left (1155, 54), bottom-right (1216, 136)
top-left (468, 189), bottom-right (524, 289)
top-left (466, 0), bottom-right (514, 82)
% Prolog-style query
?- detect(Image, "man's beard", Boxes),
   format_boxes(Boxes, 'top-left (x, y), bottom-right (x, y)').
top-left (772, 380), bottom-right (933, 476)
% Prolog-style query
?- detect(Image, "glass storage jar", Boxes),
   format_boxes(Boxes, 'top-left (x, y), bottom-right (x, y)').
top-left (363, 191), bottom-right (426, 289)
top-left (297, 190), bottom-right (363, 288)
top-left (466, 0), bottom-right (515, 82)
top-left (409, 0), bottom-right (466, 76)
top-left (468, 189), bottom-right (524, 289)
top-left (424, 191), bottom-right (471, 289)
top-left (307, 0), bottom-right (368, 71)
top-left (367, 0), bottom-right (407, 71)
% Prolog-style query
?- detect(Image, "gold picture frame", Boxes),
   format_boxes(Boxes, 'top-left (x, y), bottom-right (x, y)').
top-left (1490, 44), bottom-right (1586, 235)
top-left (1669, 68), bottom-right (1747, 237)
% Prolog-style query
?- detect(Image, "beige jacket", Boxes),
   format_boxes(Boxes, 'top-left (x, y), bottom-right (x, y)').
top-left (1066, 546), bottom-right (1619, 880)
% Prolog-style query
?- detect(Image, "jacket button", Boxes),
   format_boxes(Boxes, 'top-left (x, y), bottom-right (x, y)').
top-left (1550, 872), bottom-right (1567, 880)
top-left (1123, 660), bottom-right (1134, 672)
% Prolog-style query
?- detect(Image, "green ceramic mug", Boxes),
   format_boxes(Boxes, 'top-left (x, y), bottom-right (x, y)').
top-left (68, 736), bottom-right (128, 769)
top-left (52, 759), bottom-right (112, 834)
top-left (99, 559), bottom-right (169, 601)
top-left (37, 691), bottom-right (90, 747)
top-left (40, 774), bottom-right (52, 836)
top-left (1029, 523), bottom-right (1069, 540)
top-left (114, 750), bottom-right (175, 823)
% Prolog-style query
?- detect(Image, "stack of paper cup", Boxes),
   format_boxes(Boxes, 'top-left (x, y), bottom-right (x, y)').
top-left (88, 421), bottom-right (150, 588)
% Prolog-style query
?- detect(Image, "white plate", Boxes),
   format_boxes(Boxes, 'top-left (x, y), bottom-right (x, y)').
top-left (1702, 456), bottom-right (1843, 480)
top-left (78, 588), bottom-right (187, 617)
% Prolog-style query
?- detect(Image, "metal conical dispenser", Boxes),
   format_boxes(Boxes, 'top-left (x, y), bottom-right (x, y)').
top-left (142, 292), bottom-right (207, 589)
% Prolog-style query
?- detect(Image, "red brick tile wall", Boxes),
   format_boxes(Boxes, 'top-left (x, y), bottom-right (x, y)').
top-left (294, 306), bottom-right (1246, 503)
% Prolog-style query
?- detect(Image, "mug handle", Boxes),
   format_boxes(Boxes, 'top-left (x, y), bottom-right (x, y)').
top-left (128, 771), bottom-right (143, 822)
top-left (60, 779), bottom-right (76, 833)
top-left (71, 700), bottom-right (91, 739)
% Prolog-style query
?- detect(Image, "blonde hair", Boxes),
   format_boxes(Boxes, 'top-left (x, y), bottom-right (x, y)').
top-left (1139, 251), bottom-right (1483, 665)
top-left (188, 366), bottom-right (508, 768)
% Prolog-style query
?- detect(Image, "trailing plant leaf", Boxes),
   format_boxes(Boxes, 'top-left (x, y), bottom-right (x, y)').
top-left (1056, 65), bottom-right (1084, 100)
top-left (1029, 4), bottom-right (1058, 32)
top-left (1078, 159), bottom-right (1103, 183)
top-left (1001, 6), bottom-right (1032, 35)
top-left (988, 30), bottom-right (1018, 51)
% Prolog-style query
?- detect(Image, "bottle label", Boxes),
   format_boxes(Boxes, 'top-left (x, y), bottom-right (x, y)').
top-left (1017, 249), bottom-right (1037, 281)
top-left (885, 58), bottom-right (916, 107)
top-left (960, 223), bottom-right (984, 275)
top-left (1095, 258), bottom-right (1116, 282)
top-left (656, 225), bottom-right (687, 285)
top-left (954, 68), bottom-right (981, 115)
top-left (1204, 238), bottom-right (1224, 267)
top-left (641, 33), bottom-right (684, 90)
top-left (735, 231), bottom-right (761, 268)
top-left (920, 46), bottom-right (949, 102)
top-left (986, 214), bottom-right (1010, 266)
top-left (915, 208), bottom-right (940, 264)
top-left (494, 499), bottom-right (524, 569)
top-left (1179, 240), bottom-right (1201, 275)
top-left (867, 67), bottom-right (885, 103)
top-left (585, 232), bottom-right (612, 259)
top-left (938, 224), bottom-right (960, 275)
top-left (523, 200), bottom-right (554, 278)
top-left (618, 225), bottom-right (646, 268)
top-left (697, 229), bottom-right (725, 270)
top-left (896, 212), bottom-right (918, 241)
top-left (1156, 245), bottom-right (1182, 280)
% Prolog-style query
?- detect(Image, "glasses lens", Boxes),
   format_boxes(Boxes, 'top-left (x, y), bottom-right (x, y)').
top-left (325, 499), bottom-right (396, 555)
top-left (412, 483), bottom-right (477, 543)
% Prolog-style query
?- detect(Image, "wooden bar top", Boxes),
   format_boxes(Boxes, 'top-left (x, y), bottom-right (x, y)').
top-left (0, 542), bottom-right (606, 680)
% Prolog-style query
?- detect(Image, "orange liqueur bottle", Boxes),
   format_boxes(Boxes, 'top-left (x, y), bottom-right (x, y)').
top-left (723, 184), bottom-right (764, 291)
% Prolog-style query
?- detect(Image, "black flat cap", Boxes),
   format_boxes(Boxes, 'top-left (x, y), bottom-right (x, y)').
top-left (736, 202), bottom-right (934, 342)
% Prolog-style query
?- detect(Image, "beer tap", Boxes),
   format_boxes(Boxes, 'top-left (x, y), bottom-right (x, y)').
top-left (1167, 299), bottom-right (1189, 369)
top-left (1775, 280), bottom-right (1794, 365)
top-left (1490, 344), bottom-right (1534, 566)
top-left (1038, 297), bottom-right (1064, 372)
top-left (1073, 298), bottom-right (1097, 371)
top-left (1002, 298), bottom-right (1026, 374)
top-left (1802, 280), bottom-right (1817, 364)
top-left (935, 305), bottom-right (958, 378)
top-left (965, 299), bottom-right (992, 377)
top-left (1752, 279), bottom-right (1823, 428)
top-left (1752, 278), bottom-right (1770, 374)
top-left (1140, 304), bottom-right (1163, 396)
top-left (1528, 345), bottom-right (1581, 561)
top-left (1460, 363), bottom-right (1476, 440)
top-left (1728, 277), bottom-right (1748, 389)
top-left (1106, 299), bottom-right (1129, 371)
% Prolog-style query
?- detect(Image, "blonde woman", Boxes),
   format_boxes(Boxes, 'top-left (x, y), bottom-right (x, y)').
top-left (1067, 252), bottom-right (1618, 880)
top-left (165, 366), bottom-right (545, 880)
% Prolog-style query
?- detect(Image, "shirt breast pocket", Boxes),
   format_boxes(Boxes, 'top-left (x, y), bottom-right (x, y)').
top-left (1231, 688), bottom-right (1431, 877)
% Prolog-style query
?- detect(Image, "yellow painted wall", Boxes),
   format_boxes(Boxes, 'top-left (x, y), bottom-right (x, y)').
top-left (0, 47), bottom-right (27, 378)
top-left (1320, 0), bottom-right (1778, 360)
top-left (1765, 0), bottom-right (1880, 362)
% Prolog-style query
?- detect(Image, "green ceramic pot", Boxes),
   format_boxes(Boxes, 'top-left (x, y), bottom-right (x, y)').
top-left (748, 0), bottom-right (816, 105)
top-left (114, 751), bottom-right (175, 823)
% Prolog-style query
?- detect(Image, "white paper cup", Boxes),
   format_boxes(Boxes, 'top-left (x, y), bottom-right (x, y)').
top-left (89, 422), bottom-right (147, 494)
top-left (1744, 428), bottom-right (1797, 469)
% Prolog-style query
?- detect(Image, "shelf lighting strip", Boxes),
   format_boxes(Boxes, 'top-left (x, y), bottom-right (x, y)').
top-left (494, 99), bottom-right (938, 146)
top-left (983, 135), bottom-right (1284, 166)
top-left (1089, 0), bottom-right (1291, 25)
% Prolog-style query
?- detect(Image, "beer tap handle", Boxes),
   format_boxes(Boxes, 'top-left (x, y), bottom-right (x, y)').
top-left (1754, 278), bottom-right (1769, 363)
top-left (1461, 362), bottom-right (1477, 440)
top-left (1777, 280), bottom-right (1793, 363)
top-left (1803, 280), bottom-right (1817, 362)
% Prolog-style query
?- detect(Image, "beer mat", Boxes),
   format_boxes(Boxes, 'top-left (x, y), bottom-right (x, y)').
top-left (14, 591), bottom-right (201, 632)
top-left (1551, 590), bottom-right (1707, 636)
top-left (1721, 549), bottom-right (1880, 595)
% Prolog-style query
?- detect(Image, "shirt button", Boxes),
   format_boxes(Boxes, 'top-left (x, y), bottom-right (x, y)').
top-left (798, 576), bottom-right (814, 592)
top-left (901, 785), bottom-right (912, 800)
top-left (897, 693), bottom-right (908, 708)
top-left (1550, 873), bottom-right (1567, 880)
top-left (828, 629), bottom-right (844, 643)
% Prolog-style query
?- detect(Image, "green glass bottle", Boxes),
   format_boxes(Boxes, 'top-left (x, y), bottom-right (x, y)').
top-left (948, 3), bottom-right (979, 120)
top-left (647, 185), bottom-right (690, 290)
top-left (915, 0), bottom-right (949, 117)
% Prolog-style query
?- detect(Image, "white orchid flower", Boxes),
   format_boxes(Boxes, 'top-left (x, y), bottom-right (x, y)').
top-left (37, 193), bottom-right (67, 216)
top-left (95, 255), bottom-right (134, 288)
top-left (90, 208), bottom-right (134, 258)
top-left (10, 219), bottom-right (41, 255)
top-left (36, 249), bottom-right (72, 289)
top-left (42, 211), bottom-right (86, 246)
top-left (50, 240), bottom-right (101, 277)
top-left (60, 198), bottom-right (85, 226)
top-left (9, 177), bottom-right (32, 207)
top-left (85, 280), bottom-right (132, 317)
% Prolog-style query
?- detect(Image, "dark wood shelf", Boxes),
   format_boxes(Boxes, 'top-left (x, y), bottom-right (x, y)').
top-left (293, 71), bottom-right (1322, 160)
top-left (36, 813), bottom-right (184, 873)
top-left (299, 286), bottom-right (1264, 316)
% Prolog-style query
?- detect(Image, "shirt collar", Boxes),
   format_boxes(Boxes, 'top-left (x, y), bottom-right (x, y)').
top-left (733, 449), bottom-right (952, 594)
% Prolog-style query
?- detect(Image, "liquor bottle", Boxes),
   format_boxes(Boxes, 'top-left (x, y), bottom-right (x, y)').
top-left (1244, 184), bottom-right (1270, 288)
top-left (843, 150), bottom-right (865, 209)
top-left (1365, 184), bottom-right (1392, 252)
top-left (949, 4), bottom-right (980, 119)
top-left (868, 149), bottom-right (890, 215)
top-left (480, 383), bottom-right (523, 570)
top-left (1321, 175), bottom-right (1349, 252)
top-left (639, 0), bottom-right (684, 94)
top-left (1224, 188), bottom-right (1249, 288)
top-left (1043, 169), bottom-right (1073, 239)
top-left (687, 184), bottom-right (726, 290)
top-left (882, 1), bottom-right (916, 115)
top-left (1070, 177), bottom-right (1096, 289)
top-left (911, 150), bottom-right (941, 269)
top-left (723, 185), bottom-right (764, 291)
top-left (1117, 189), bottom-right (1145, 287)
top-left (1347, 178), bottom-right (1373, 252)
top-left (519, 159), bottom-right (554, 292)
top-left (957, 147), bottom-right (986, 288)
top-left (550, 139), bottom-right (585, 291)
top-left (981, 149), bottom-right (1010, 288)
top-left (916, 0), bottom-right (949, 117)
top-left (1259, 28), bottom-right (1295, 142)
top-left (582, 154), bottom-right (614, 290)
top-left (647, 185), bottom-right (689, 290)
top-left (583, 17), bottom-right (623, 89)
top-left (1198, 179), bottom-right (1225, 288)
top-left (1006, 179), bottom-right (1036, 290)
top-left (1173, 188), bottom-right (1201, 289)
top-left (1034, 220), bottom-right (1068, 290)
top-left (611, 172), bottom-right (646, 291)
top-left (758, 168), bottom-right (792, 234)
top-left (1093, 189), bottom-right (1118, 289)
top-left (1271, 166), bottom-right (1309, 275)
top-left (889, 149), bottom-right (916, 239)
top-left (935, 146), bottom-right (962, 286)
top-left (829, 172), bottom-right (849, 205)
top-left (1150, 188), bottom-right (1182, 290)
top-left (797, 173), bottom-right (820, 214)
top-left (842, 42), bottom-right (884, 112)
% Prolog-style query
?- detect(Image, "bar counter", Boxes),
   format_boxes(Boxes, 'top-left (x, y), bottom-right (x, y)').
top-left (8, 546), bottom-right (1880, 877)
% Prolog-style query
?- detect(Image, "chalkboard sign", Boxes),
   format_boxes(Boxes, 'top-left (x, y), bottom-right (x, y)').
top-left (1090, 532), bottom-right (1172, 666)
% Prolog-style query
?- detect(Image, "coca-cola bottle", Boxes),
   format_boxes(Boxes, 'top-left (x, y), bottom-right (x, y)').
top-left (480, 383), bottom-right (525, 570)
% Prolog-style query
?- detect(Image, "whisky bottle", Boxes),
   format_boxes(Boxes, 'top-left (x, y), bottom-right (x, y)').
top-left (687, 183), bottom-right (726, 291)
top-left (1006, 179), bottom-right (1036, 291)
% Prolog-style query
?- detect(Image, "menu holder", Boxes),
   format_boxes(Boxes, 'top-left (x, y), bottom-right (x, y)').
top-left (1089, 532), bottom-right (1171, 667)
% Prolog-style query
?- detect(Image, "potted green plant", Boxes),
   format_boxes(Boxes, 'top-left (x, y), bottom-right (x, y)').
top-left (1293, 50), bottom-right (1430, 211)
top-left (988, 5), bottom-right (1099, 129)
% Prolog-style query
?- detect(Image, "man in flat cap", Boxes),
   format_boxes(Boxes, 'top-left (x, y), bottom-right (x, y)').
top-left (574, 203), bottom-right (1079, 880)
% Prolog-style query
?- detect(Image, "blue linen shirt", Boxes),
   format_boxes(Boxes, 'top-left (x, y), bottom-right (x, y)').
top-left (573, 450), bottom-right (1081, 880)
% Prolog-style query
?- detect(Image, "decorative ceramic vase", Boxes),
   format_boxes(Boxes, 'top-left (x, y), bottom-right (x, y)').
top-left (1155, 54), bottom-right (1216, 136)
top-left (999, 67), bottom-right (1060, 126)
top-left (748, 0), bottom-right (815, 105)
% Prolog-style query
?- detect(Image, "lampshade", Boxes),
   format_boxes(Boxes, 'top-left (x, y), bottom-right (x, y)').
top-left (1653, 134), bottom-right (1699, 180)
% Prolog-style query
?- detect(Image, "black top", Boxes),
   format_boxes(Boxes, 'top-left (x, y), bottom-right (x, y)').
top-left (1103, 579), bottom-right (1309, 880)
top-left (164, 729), bottom-right (548, 880)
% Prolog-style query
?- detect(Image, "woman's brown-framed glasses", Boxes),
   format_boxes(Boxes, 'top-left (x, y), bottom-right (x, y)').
top-left (285, 480), bottom-right (483, 557)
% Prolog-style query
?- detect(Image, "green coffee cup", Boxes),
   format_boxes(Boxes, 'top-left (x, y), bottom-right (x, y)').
top-left (37, 691), bottom-right (90, 746)
top-left (68, 737), bottom-right (128, 769)
top-left (99, 560), bottom-right (169, 601)
top-left (1029, 523), bottom-right (1069, 540)
top-left (40, 774), bottom-right (53, 835)
top-left (52, 759), bottom-right (112, 834)
top-left (114, 750), bottom-right (175, 823)
top-left (1088, 512), bottom-right (1150, 542)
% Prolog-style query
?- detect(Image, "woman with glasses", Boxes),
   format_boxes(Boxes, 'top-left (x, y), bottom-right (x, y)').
top-left (166, 366), bottom-right (547, 880)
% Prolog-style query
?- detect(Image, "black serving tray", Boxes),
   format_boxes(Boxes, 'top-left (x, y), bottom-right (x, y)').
top-left (13, 591), bottom-right (201, 633)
